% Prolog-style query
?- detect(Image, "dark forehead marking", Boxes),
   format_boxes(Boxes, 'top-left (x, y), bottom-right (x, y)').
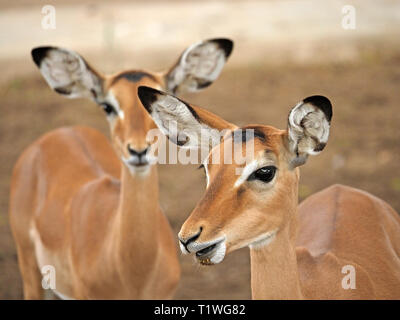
top-left (231, 127), bottom-right (266, 143)
top-left (111, 71), bottom-right (156, 86)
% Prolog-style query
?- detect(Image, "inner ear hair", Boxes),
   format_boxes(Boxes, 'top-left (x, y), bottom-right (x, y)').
top-left (31, 46), bottom-right (104, 100)
top-left (164, 38), bottom-right (233, 95)
top-left (287, 95), bottom-right (332, 168)
top-left (138, 86), bottom-right (237, 156)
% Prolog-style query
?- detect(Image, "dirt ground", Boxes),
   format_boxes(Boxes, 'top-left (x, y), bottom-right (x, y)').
top-left (1, 50), bottom-right (400, 299)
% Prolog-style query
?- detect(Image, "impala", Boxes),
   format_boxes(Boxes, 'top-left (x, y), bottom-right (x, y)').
top-left (9, 38), bottom-right (233, 299)
top-left (138, 86), bottom-right (400, 299)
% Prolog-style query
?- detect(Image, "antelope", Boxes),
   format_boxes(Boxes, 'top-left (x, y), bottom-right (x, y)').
top-left (9, 38), bottom-right (233, 299)
top-left (138, 86), bottom-right (400, 299)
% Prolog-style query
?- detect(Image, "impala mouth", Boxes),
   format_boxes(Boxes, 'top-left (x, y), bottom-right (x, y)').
top-left (122, 156), bottom-right (156, 176)
top-left (132, 162), bottom-right (149, 167)
top-left (123, 157), bottom-right (149, 167)
top-left (192, 239), bottom-right (226, 266)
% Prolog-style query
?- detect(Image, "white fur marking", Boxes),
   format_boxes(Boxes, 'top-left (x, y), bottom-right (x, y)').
top-left (249, 230), bottom-right (277, 250)
top-left (185, 236), bottom-right (227, 264)
top-left (203, 159), bottom-right (210, 188)
top-left (52, 289), bottom-right (75, 300)
top-left (106, 90), bottom-right (124, 119)
top-left (210, 240), bottom-right (226, 264)
top-left (234, 160), bottom-right (259, 188)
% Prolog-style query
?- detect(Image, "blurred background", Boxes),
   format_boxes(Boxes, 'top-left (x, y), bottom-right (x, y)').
top-left (1, 0), bottom-right (399, 299)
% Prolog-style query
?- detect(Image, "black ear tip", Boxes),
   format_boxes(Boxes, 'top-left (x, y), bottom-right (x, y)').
top-left (210, 38), bottom-right (234, 58)
top-left (138, 86), bottom-right (164, 113)
top-left (137, 86), bottom-right (163, 99)
top-left (31, 46), bottom-right (54, 67)
top-left (303, 95), bottom-right (333, 122)
top-left (303, 95), bottom-right (331, 107)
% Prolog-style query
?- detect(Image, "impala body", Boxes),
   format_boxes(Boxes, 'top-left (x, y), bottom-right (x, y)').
top-left (9, 39), bottom-right (233, 299)
top-left (138, 86), bottom-right (400, 299)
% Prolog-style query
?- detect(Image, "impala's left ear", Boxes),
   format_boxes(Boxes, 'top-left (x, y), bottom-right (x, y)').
top-left (31, 46), bottom-right (104, 100)
top-left (164, 38), bottom-right (233, 94)
top-left (138, 86), bottom-right (236, 161)
top-left (286, 95), bottom-right (333, 168)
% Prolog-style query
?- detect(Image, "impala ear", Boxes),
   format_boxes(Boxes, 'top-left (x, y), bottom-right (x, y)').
top-left (138, 86), bottom-right (236, 156)
top-left (287, 95), bottom-right (332, 168)
top-left (31, 46), bottom-right (104, 100)
top-left (164, 38), bottom-right (233, 94)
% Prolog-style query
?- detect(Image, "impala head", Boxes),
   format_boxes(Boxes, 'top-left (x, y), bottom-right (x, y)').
top-left (31, 38), bottom-right (233, 175)
top-left (138, 87), bottom-right (332, 265)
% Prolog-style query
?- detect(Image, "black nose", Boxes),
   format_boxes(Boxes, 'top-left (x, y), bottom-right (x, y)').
top-left (179, 227), bottom-right (202, 251)
top-left (127, 145), bottom-right (148, 157)
top-left (127, 145), bottom-right (149, 166)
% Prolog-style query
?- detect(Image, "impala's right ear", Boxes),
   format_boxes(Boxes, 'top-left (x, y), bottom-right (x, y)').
top-left (164, 38), bottom-right (233, 94)
top-left (286, 95), bottom-right (332, 168)
top-left (31, 46), bottom-right (104, 100)
top-left (138, 86), bottom-right (236, 154)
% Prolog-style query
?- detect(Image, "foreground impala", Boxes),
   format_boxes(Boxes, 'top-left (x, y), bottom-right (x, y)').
top-left (9, 38), bottom-right (233, 299)
top-left (138, 86), bottom-right (400, 299)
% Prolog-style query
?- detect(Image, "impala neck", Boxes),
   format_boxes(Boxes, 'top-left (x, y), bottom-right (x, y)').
top-left (249, 211), bottom-right (303, 300)
top-left (114, 164), bottom-right (160, 255)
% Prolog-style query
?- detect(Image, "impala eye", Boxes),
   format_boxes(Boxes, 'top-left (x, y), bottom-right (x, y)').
top-left (100, 102), bottom-right (117, 116)
top-left (248, 166), bottom-right (277, 183)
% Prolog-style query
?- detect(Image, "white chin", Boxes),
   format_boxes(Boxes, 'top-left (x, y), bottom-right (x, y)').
top-left (210, 241), bottom-right (226, 264)
top-left (197, 241), bottom-right (226, 265)
top-left (126, 164), bottom-right (151, 176)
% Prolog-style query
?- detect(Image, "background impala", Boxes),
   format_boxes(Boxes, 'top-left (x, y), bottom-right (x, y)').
top-left (1, 0), bottom-right (399, 299)
top-left (8, 38), bottom-right (233, 299)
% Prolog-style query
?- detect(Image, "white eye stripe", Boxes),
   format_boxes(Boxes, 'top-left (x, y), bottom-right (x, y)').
top-left (234, 160), bottom-right (259, 188)
top-left (105, 90), bottom-right (124, 119)
top-left (204, 163), bottom-right (210, 188)
top-left (201, 159), bottom-right (210, 188)
top-left (234, 158), bottom-right (277, 188)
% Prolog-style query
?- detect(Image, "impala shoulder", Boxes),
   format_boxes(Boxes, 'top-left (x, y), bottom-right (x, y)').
top-left (31, 126), bottom-right (93, 148)
top-left (70, 174), bottom-right (120, 220)
top-left (83, 174), bottom-right (120, 193)
top-left (37, 126), bottom-right (104, 140)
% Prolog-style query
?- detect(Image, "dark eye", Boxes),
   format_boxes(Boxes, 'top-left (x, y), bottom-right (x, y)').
top-left (248, 166), bottom-right (277, 183)
top-left (100, 103), bottom-right (116, 115)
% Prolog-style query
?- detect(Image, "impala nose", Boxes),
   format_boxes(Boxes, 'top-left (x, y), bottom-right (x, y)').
top-left (128, 145), bottom-right (148, 157)
top-left (127, 145), bottom-right (149, 166)
top-left (178, 227), bottom-right (202, 253)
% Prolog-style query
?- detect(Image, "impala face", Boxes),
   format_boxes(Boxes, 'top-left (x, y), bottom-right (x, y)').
top-left (178, 126), bottom-right (301, 265)
top-left (138, 87), bottom-right (332, 265)
top-left (31, 38), bottom-right (233, 176)
top-left (101, 73), bottom-right (162, 175)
